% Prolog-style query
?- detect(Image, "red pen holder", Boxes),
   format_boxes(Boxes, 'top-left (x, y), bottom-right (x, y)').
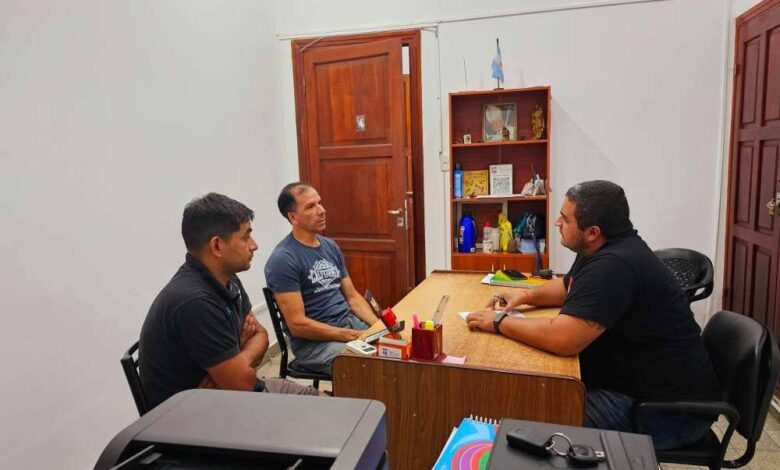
top-left (411, 324), bottom-right (443, 361)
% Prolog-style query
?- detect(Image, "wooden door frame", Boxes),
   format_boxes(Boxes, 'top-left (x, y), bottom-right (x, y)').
top-left (291, 29), bottom-right (426, 286)
top-left (723, 0), bottom-right (780, 309)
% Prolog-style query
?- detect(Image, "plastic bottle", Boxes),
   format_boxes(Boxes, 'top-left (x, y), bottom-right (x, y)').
top-left (458, 212), bottom-right (477, 253)
top-left (483, 222), bottom-right (493, 253)
top-left (453, 163), bottom-right (463, 199)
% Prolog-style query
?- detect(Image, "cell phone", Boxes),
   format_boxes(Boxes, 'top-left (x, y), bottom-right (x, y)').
top-left (502, 269), bottom-right (527, 280)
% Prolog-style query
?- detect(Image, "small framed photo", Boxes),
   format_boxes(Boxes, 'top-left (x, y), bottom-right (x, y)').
top-left (482, 102), bottom-right (517, 142)
top-left (463, 133), bottom-right (472, 144)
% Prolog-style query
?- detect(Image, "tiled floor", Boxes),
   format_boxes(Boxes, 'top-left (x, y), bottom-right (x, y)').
top-left (256, 352), bottom-right (779, 469)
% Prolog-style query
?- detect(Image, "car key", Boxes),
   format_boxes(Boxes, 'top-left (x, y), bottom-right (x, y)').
top-left (567, 444), bottom-right (605, 467)
top-left (506, 427), bottom-right (552, 456)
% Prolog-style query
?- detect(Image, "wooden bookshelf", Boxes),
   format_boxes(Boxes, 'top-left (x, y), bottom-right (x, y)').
top-left (450, 86), bottom-right (552, 272)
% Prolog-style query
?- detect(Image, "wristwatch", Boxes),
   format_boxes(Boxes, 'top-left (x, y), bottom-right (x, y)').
top-left (493, 311), bottom-right (508, 334)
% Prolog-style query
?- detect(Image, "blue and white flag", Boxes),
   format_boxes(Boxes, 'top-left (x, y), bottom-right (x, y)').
top-left (491, 39), bottom-right (504, 84)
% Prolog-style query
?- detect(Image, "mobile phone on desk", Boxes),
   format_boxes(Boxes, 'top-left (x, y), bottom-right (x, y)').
top-left (502, 269), bottom-right (527, 280)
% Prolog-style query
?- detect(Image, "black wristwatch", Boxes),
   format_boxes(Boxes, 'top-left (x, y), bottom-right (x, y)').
top-left (493, 311), bottom-right (508, 334)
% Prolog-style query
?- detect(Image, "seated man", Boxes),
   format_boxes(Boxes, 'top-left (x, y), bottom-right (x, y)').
top-left (264, 183), bottom-right (378, 375)
top-left (140, 193), bottom-right (320, 409)
top-left (466, 180), bottom-right (718, 450)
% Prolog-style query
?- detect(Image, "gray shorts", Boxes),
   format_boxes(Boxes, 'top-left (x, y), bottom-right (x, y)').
top-left (260, 377), bottom-right (321, 396)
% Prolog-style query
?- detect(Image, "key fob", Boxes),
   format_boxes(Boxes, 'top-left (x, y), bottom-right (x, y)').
top-left (506, 427), bottom-right (551, 456)
top-left (567, 444), bottom-right (606, 467)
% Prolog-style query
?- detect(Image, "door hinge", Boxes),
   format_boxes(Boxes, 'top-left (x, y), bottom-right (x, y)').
top-left (734, 63), bottom-right (740, 77)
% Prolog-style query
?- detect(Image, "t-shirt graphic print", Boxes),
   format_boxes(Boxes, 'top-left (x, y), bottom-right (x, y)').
top-left (308, 259), bottom-right (341, 293)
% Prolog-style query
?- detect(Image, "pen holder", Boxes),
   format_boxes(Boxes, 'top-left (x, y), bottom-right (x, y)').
top-left (411, 323), bottom-right (443, 361)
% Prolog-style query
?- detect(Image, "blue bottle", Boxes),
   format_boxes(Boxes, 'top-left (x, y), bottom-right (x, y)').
top-left (458, 212), bottom-right (477, 253)
top-left (453, 163), bottom-right (463, 199)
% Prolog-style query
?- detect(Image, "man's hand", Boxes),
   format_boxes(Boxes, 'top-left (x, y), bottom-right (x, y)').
top-left (341, 328), bottom-right (363, 342)
top-left (240, 313), bottom-right (260, 346)
top-left (466, 309), bottom-right (498, 333)
top-left (485, 290), bottom-right (530, 312)
top-left (197, 374), bottom-right (218, 389)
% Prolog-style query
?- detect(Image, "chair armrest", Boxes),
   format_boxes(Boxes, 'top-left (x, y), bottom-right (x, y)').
top-left (636, 400), bottom-right (739, 425)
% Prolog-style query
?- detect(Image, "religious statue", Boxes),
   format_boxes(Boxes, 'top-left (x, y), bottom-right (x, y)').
top-left (530, 105), bottom-right (545, 140)
top-left (498, 213), bottom-right (513, 252)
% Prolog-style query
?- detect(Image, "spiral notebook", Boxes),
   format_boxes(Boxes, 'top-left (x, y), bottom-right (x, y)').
top-left (481, 272), bottom-right (546, 288)
top-left (433, 416), bottom-right (500, 470)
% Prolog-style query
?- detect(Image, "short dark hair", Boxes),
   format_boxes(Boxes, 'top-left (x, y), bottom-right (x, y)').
top-left (181, 193), bottom-right (254, 252)
top-left (565, 180), bottom-right (633, 238)
top-left (277, 182), bottom-right (311, 221)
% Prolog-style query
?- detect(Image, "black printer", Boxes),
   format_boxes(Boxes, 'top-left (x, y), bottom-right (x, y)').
top-left (95, 389), bottom-right (387, 470)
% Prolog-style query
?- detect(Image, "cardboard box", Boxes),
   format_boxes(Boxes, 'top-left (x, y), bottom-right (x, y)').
top-left (377, 336), bottom-right (411, 360)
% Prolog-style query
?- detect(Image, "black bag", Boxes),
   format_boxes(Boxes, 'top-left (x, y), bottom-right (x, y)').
top-left (515, 212), bottom-right (546, 273)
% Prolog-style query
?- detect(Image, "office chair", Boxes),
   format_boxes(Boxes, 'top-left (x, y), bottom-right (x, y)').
top-left (262, 288), bottom-right (331, 390)
top-left (635, 310), bottom-right (780, 470)
top-left (121, 341), bottom-right (150, 416)
top-left (655, 248), bottom-right (714, 304)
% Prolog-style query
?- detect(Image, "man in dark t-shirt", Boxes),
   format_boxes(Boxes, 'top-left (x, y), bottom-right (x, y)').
top-left (140, 193), bottom-right (319, 409)
top-left (466, 180), bottom-right (718, 450)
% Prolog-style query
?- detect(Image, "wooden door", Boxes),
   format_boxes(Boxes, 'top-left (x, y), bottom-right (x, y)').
top-left (298, 38), bottom-right (409, 307)
top-left (725, 0), bottom-right (780, 340)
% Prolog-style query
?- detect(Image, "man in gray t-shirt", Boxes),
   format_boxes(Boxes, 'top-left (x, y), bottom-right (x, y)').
top-left (264, 183), bottom-right (378, 375)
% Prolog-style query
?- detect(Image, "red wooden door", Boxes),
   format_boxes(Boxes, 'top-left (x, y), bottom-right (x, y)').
top-left (725, 0), bottom-right (780, 339)
top-left (299, 38), bottom-right (409, 307)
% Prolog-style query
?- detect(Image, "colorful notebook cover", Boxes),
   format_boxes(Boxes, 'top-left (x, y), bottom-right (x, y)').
top-left (480, 272), bottom-right (546, 288)
top-left (433, 417), bottom-right (498, 470)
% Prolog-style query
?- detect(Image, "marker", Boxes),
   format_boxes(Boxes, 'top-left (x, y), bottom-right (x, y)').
top-left (412, 313), bottom-right (420, 329)
top-left (424, 320), bottom-right (434, 330)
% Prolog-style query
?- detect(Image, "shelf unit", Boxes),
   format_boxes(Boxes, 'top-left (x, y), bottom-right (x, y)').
top-left (450, 86), bottom-right (551, 272)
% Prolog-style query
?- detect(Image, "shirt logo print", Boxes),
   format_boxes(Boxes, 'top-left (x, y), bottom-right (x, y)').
top-left (307, 259), bottom-right (340, 293)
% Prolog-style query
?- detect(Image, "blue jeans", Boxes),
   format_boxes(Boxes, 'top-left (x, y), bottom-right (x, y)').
top-left (290, 315), bottom-right (369, 375)
top-left (585, 388), bottom-right (714, 450)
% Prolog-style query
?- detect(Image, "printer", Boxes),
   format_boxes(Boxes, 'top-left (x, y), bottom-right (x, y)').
top-left (95, 389), bottom-right (387, 470)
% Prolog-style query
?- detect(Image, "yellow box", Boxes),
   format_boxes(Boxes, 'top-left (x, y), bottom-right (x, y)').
top-left (463, 170), bottom-right (489, 197)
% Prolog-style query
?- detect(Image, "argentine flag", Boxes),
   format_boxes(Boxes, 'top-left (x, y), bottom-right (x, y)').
top-left (491, 40), bottom-right (504, 84)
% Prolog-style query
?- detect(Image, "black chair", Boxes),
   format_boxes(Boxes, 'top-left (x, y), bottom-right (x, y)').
top-left (655, 248), bottom-right (714, 304)
top-left (121, 341), bottom-right (150, 416)
top-left (636, 310), bottom-right (780, 470)
top-left (262, 288), bottom-right (331, 389)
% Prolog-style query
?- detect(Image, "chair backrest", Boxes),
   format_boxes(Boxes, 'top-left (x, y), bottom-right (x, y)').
top-left (121, 341), bottom-right (150, 416)
top-left (262, 287), bottom-right (290, 378)
top-left (703, 310), bottom-right (780, 440)
top-left (654, 248), bottom-right (714, 303)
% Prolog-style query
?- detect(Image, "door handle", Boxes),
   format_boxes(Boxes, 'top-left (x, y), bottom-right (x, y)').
top-left (768, 193), bottom-right (779, 216)
top-left (388, 208), bottom-right (402, 215)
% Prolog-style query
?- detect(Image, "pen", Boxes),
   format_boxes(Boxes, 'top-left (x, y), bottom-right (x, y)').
top-left (413, 313), bottom-right (420, 329)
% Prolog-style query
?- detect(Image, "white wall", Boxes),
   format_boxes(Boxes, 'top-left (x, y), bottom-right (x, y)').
top-left (276, 0), bottom-right (734, 325)
top-left (0, 1), bottom-right (286, 468)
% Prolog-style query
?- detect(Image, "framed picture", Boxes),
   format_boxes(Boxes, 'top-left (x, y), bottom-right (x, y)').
top-left (463, 133), bottom-right (472, 144)
top-left (482, 102), bottom-right (516, 142)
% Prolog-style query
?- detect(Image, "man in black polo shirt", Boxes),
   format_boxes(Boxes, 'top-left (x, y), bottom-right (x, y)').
top-left (466, 180), bottom-right (718, 450)
top-left (140, 193), bottom-right (319, 409)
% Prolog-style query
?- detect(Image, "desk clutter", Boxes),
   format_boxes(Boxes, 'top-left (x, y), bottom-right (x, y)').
top-left (360, 292), bottom-right (462, 362)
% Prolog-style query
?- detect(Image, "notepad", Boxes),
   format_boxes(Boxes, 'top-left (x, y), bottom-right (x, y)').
top-left (433, 416), bottom-right (499, 470)
top-left (480, 272), bottom-right (546, 288)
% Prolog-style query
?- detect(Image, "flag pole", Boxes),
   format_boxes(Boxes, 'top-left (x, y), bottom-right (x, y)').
top-left (496, 38), bottom-right (500, 89)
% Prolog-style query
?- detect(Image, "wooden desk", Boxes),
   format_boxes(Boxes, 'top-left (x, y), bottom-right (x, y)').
top-left (333, 271), bottom-right (585, 470)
